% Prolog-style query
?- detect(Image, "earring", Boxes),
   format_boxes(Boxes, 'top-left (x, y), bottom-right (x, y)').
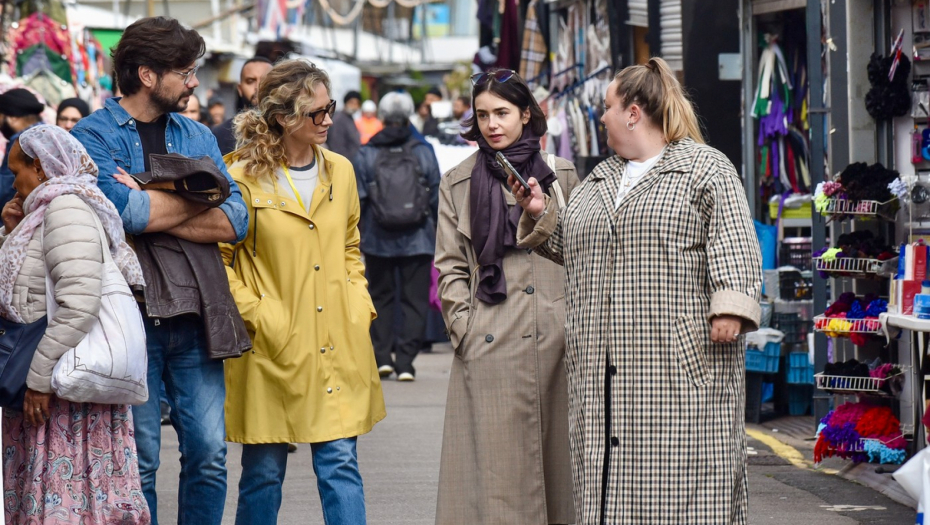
top-left (627, 120), bottom-right (636, 131)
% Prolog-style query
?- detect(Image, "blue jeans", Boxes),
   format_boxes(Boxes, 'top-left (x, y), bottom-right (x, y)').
top-left (236, 438), bottom-right (366, 525)
top-left (133, 315), bottom-right (228, 525)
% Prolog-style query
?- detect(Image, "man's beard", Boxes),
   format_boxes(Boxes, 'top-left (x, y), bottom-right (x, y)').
top-left (152, 79), bottom-right (193, 115)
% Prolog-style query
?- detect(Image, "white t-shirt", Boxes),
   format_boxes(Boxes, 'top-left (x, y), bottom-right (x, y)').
top-left (615, 150), bottom-right (664, 209)
top-left (276, 159), bottom-right (319, 212)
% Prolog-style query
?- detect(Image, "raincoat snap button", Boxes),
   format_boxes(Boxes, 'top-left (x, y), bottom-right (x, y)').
top-left (309, 224), bottom-right (315, 229)
top-left (327, 388), bottom-right (332, 394)
top-left (320, 347), bottom-right (326, 354)
top-left (314, 265), bottom-right (320, 271)
top-left (317, 306), bottom-right (323, 312)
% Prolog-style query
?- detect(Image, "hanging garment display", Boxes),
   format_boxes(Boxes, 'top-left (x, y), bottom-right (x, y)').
top-left (519, 0), bottom-right (548, 82)
top-left (753, 35), bottom-right (811, 201)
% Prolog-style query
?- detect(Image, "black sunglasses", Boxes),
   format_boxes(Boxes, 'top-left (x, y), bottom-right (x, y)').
top-left (471, 69), bottom-right (516, 86)
top-left (306, 100), bottom-right (337, 125)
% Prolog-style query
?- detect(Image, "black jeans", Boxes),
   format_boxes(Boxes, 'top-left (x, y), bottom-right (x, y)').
top-left (366, 254), bottom-right (432, 375)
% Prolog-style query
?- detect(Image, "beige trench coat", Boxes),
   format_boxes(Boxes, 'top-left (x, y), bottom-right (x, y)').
top-left (434, 151), bottom-right (579, 525)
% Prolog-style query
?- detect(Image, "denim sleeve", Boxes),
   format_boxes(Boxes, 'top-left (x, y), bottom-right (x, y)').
top-left (71, 127), bottom-right (151, 234)
top-left (208, 135), bottom-right (249, 243)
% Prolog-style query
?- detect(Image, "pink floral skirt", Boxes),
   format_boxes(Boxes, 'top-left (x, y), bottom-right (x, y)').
top-left (2, 398), bottom-right (150, 524)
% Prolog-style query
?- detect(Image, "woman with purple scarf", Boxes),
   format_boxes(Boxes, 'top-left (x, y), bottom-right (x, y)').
top-left (433, 69), bottom-right (579, 525)
top-left (0, 126), bottom-right (149, 524)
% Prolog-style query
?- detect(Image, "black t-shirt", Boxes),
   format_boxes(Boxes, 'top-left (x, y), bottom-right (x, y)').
top-left (136, 115), bottom-right (169, 172)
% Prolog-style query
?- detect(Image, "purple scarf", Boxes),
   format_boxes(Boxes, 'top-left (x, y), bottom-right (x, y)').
top-left (469, 129), bottom-right (556, 304)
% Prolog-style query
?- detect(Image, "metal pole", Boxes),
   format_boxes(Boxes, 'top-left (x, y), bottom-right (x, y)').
top-left (739, 0), bottom-right (757, 218)
top-left (808, 0), bottom-right (831, 425)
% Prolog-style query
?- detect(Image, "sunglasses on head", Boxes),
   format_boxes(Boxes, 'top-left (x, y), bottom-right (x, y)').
top-left (305, 100), bottom-right (337, 125)
top-left (470, 69), bottom-right (516, 86)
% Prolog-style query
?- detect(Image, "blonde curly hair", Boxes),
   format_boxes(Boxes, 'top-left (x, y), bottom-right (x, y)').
top-left (234, 59), bottom-right (333, 180)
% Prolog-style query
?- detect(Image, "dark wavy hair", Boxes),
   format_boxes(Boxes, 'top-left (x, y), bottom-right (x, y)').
top-left (112, 17), bottom-right (206, 96)
top-left (462, 70), bottom-right (547, 141)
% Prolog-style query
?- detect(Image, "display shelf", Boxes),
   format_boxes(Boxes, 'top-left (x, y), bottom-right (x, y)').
top-left (813, 315), bottom-right (883, 335)
top-left (812, 257), bottom-right (897, 277)
top-left (814, 371), bottom-right (905, 396)
top-left (818, 197), bottom-right (898, 220)
top-left (882, 312), bottom-right (930, 332)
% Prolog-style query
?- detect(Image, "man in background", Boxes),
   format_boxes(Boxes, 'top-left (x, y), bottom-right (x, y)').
top-left (212, 57), bottom-right (273, 155)
top-left (207, 97), bottom-right (226, 127)
top-left (326, 90), bottom-right (362, 160)
top-left (356, 99), bottom-right (383, 145)
top-left (0, 88), bottom-right (44, 206)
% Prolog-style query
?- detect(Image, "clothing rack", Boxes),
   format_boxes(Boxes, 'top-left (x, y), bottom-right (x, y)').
top-left (552, 63), bottom-right (611, 100)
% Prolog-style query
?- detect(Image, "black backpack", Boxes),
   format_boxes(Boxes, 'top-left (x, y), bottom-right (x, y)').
top-left (368, 139), bottom-right (430, 231)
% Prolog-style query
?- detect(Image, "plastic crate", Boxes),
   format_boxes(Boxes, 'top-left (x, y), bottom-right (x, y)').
top-left (779, 270), bottom-right (812, 301)
top-left (787, 352), bottom-right (814, 384)
top-left (788, 385), bottom-right (813, 415)
top-left (746, 342), bottom-right (780, 374)
top-left (772, 313), bottom-right (814, 345)
top-left (780, 237), bottom-right (813, 271)
top-left (769, 200), bottom-right (812, 220)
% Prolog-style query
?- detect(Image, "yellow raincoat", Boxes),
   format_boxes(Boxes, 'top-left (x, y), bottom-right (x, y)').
top-left (221, 146), bottom-right (386, 443)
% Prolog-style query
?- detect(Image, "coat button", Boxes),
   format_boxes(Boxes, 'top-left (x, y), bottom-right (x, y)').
top-left (317, 306), bottom-right (323, 312)
top-left (485, 334), bottom-right (494, 343)
top-left (309, 224), bottom-right (315, 229)
top-left (314, 265), bottom-right (320, 271)
top-left (320, 347), bottom-right (326, 354)
top-left (610, 437), bottom-right (619, 447)
top-left (609, 365), bottom-right (617, 376)
top-left (327, 387), bottom-right (332, 394)
top-left (525, 286), bottom-right (535, 294)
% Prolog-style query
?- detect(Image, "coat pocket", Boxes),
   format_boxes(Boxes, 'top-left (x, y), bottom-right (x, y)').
top-left (673, 315), bottom-right (713, 388)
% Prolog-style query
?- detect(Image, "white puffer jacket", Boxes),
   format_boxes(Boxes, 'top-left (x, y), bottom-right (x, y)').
top-left (2, 194), bottom-right (105, 393)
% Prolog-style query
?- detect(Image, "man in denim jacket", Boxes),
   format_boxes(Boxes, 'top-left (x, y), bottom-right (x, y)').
top-left (71, 17), bottom-right (248, 525)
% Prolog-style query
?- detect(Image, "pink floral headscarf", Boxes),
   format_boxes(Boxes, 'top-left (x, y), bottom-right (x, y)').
top-left (0, 125), bottom-right (144, 323)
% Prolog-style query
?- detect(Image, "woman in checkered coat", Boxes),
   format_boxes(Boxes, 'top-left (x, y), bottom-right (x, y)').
top-left (512, 57), bottom-right (762, 524)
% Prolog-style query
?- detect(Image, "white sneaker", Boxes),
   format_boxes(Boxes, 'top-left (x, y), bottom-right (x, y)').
top-left (397, 372), bottom-right (415, 382)
top-left (378, 365), bottom-right (394, 378)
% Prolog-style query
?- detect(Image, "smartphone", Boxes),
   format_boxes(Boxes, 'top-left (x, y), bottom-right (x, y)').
top-left (496, 151), bottom-right (531, 193)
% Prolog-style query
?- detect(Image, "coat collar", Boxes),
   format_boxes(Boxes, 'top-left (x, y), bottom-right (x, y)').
top-left (231, 145), bottom-right (334, 221)
top-left (589, 138), bottom-right (696, 214)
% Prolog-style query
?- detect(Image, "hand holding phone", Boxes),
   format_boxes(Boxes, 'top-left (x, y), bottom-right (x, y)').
top-left (496, 152), bottom-right (531, 192)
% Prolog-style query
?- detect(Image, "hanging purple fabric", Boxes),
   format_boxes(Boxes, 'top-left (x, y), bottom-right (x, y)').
top-left (496, 0), bottom-right (521, 69)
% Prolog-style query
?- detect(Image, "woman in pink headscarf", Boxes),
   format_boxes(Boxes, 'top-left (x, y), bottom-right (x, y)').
top-left (0, 125), bottom-right (149, 524)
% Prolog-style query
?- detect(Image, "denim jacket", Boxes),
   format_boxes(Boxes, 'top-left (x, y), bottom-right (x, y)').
top-left (71, 98), bottom-right (248, 242)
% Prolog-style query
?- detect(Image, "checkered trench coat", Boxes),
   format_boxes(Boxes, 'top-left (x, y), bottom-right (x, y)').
top-left (518, 139), bottom-right (762, 525)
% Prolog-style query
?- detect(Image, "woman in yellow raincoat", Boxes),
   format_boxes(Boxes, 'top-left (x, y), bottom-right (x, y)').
top-left (220, 59), bottom-right (385, 525)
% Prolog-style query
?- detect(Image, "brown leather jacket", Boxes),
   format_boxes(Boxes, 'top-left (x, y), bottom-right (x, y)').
top-left (134, 154), bottom-right (251, 359)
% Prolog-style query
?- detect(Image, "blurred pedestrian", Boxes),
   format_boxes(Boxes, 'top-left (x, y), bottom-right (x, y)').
top-left (1, 125), bottom-right (149, 524)
top-left (208, 97), bottom-right (226, 127)
top-left (224, 58), bottom-right (385, 525)
top-left (421, 87), bottom-right (443, 137)
top-left (355, 99), bottom-right (383, 145)
top-left (326, 90), bottom-right (362, 160)
top-left (213, 57), bottom-right (273, 155)
top-left (71, 16), bottom-right (250, 525)
top-left (181, 94), bottom-right (204, 122)
top-left (0, 88), bottom-right (45, 206)
top-left (434, 68), bottom-right (577, 524)
top-left (353, 91), bottom-right (440, 382)
top-left (511, 57), bottom-right (762, 524)
top-left (55, 97), bottom-right (90, 131)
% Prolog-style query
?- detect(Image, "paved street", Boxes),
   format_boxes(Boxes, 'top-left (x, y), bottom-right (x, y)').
top-left (151, 345), bottom-right (917, 524)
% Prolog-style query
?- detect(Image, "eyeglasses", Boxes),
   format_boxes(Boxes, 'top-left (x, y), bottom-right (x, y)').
top-left (171, 66), bottom-right (200, 86)
top-left (306, 100), bottom-right (337, 125)
top-left (470, 69), bottom-right (516, 86)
